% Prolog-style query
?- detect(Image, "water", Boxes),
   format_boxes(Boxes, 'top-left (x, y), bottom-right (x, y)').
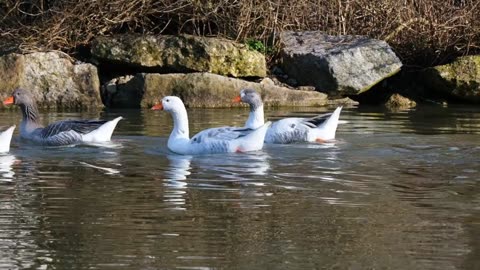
top-left (0, 105), bottom-right (479, 270)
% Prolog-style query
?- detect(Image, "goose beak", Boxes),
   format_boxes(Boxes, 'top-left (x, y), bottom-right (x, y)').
top-left (232, 95), bottom-right (242, 103)
top-left (151, 103), bottom-right (163, 110)
top-left (3, 96), bottom-right (14, 106)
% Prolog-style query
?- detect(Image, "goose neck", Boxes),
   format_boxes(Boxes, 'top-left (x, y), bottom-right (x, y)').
top-left (20, 103), bottom-right (41, 124)
top-left (169, 108), bottom-right (190, 140)
top-left (245, 104), bottom-right (264, 129)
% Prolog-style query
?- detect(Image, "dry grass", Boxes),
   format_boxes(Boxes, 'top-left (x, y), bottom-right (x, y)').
top-left (1, 0), bottom-right (479, 66)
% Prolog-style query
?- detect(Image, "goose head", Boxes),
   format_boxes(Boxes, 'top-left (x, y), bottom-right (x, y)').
top-left (3, 88), bottom-right (36, 107)
top-left (151, 96), bottom-right (185, 113)
top-left (233, 89), bottom-right (263, 111)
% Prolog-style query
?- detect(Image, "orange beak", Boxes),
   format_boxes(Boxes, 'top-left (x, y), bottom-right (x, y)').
top-left (232, 95), bottom-right (242, 103)
top-left (151, 103), bottom-right (163, 110)
top-left (3, 96), bottom-right (14, 106)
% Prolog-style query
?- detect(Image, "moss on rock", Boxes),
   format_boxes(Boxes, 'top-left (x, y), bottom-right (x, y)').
top-left (91, 34), bottom-right (267, 78)
top-left (424, 55), bottom-right (480, 103)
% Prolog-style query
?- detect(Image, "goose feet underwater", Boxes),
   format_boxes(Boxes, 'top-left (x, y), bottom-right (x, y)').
top-left (234, 88), bottom-right (342, 144)
top-left (151, 96), bottom-right (271, 155)
top-left (3, 88), bottom-right (122, 146)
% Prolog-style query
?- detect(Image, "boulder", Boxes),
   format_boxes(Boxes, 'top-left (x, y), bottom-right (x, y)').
top-left (422, 55), bottom-right (480, 103)
top-left (384, 94), bottom-right (416, 110)
top-left (0, 51), bottom-right (101, 108)
top-left (101, 72), bottom-right (355, 108)
top-left (279, 31), bottom-right (402, 96)
top-left (91, 34), bottom-right (266, 78)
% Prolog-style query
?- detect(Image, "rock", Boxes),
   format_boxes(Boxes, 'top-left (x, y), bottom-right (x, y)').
top-left (143, 73), bottom-right (324, 108)
top-left (102, 75), bottom-right (144, 108)
top-left (298, 86), bottom-right (316, 91)
top-left (327, 97), bottom-right (359, 106)
top-left (102, 72), bottom-right (334, 108)
top-left (260, 77), bottom-right (275, 86)
top-left (384, 94), bottom-right (416, 110)
top-left (279, 31), bottom-right (402, 96)
top-left (91, 34), bottom-right (267, 78)
top-left (422, 55), bottom-right (480, 103)
top-left (0, 51), bottom-right (101, 108)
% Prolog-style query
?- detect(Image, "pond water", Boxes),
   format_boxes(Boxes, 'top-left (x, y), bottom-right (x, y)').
top-left (0, 105), bottom-right (479, 269)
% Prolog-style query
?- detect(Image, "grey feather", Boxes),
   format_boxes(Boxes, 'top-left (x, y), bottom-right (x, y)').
top-left (305, 112), bottom-right (332, 127)
top-left (29, 120), bottom-right (107, 145)
top-left (40, 120), bottom-right (108, 138)
top-left (191, 126), bottom-right (254, 143)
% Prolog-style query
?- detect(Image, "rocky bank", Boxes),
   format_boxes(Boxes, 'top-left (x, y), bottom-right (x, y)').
top-left (1, 32), bottom-right (478, 109)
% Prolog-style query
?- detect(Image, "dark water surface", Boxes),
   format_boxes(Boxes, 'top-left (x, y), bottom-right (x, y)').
top-left (0, 105), bottom-right (479, 269)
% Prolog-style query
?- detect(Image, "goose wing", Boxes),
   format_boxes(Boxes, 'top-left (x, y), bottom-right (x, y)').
top-left (38, 120), bottom-right (108, 145)
top-left (266, 118), bottom-right (311, 144)
top-left (191, 126), bottom-right (253, 144)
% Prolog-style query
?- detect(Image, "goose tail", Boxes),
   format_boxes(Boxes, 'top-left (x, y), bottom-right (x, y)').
top-left (0, 126), bottom-right (15, 153)
top-left (316, 106), bottom-right (342, 141)
top-left (82, 117), bottom-right (123, 142)
top-left (238, 121), bottom-right (272, 152)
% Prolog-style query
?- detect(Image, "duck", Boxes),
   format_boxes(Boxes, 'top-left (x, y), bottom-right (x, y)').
top-left (233, 88), bottom-right (342, 144)
top-left (2, 88), bottom-right (122, 146)
top-left (151, 96), bottom-right (271, 155)
top-left (0, 126), bottom-right (15, 153)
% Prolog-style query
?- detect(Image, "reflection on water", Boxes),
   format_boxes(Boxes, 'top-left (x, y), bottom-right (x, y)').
top-left (166, 154), bottom-right (192, 181)
top-left (0, 154), bottom-right (16, 180)
top-left (0, 105), bottom-right (479, 269)
top-left (163, 154), bottom-right (190, 211)
top-left (79, 161), bottom-right (121, 175)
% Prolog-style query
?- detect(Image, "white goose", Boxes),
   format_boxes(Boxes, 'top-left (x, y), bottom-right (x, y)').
top-left (151, 96), bottom-right (271, 155)
top-left (3, 88), bottom-right (122, 146)
top-left (0, 126), bottom-right (15, 153)
top-left (234, 89), bottom-right (342, 144)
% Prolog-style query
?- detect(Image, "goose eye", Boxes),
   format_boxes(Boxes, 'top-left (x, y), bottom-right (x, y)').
top-left (166, 99), bottom-right (170, 102)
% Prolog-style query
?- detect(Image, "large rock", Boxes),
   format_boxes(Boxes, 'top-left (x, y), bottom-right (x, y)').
top-left (0, 51), bottom-right (101, 108)
top-left (422, 55), bottom-right (480, 103)
top-left (279, 31), bottom-right (402, 96)
top-left (101, 72), bottom-right (355, 108)
top-left (91, 34), bottom-right (267, 78)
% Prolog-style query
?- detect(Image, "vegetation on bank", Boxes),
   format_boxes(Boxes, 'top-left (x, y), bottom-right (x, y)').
top-left (1, 0), bottom-right (479, 67)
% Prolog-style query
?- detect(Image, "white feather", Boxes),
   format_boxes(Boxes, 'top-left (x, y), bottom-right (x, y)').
top-left (0, 126), bottom-right (15, 153)
top-left (81, 117), bottom-right (123, 142)
top-left (161, 96), bottom-right (270, 155)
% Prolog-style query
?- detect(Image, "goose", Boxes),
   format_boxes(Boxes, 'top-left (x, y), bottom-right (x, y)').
top-left (3, 88), bottom-right (122, 146)
top-left (233, 89), bottom-right (342, 144)
top-left (0, 126), bottom-right (15, 153)
top-left (151, 96), bottom-right (271, 155)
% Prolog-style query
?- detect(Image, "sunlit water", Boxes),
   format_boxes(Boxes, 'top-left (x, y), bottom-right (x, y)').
top-left (0, 105), bottom-right (479, 270)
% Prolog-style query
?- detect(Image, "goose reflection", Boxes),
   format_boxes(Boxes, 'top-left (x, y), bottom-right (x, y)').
top-left (195, 151), bottom-right (271, 182)
top-left (163, 154), bottom-right (192, 211)
top-left (237, 151), bottom-right (271, 177)
top-left (0, 154), bottom-right (17, 180)
top-left (165, 154), bottom-right (192, 182)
